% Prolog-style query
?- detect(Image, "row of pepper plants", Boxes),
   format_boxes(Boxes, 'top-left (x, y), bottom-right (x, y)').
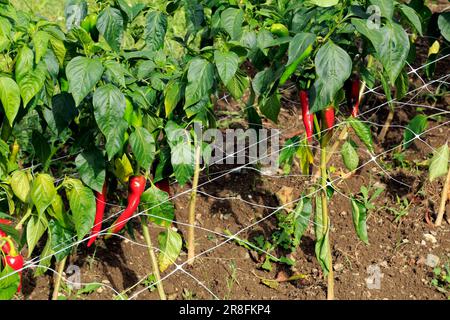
top-left (0, 0), bottom-right (448, 300)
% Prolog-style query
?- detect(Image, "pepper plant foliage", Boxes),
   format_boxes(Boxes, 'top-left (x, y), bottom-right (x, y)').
top-left (0, 0), bottom-right (443, 300)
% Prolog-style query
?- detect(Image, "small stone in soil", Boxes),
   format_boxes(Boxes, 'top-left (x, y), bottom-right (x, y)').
top-left (423, 233), bottom-right (437, 244)
top-left (333, 263), bottom-right (344, 272)
top-left (425, 254), bottom-right (440, 268)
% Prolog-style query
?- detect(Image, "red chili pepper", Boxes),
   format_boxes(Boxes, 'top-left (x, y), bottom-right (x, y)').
top-left (4, 255), bottom-right (24, 292)
top-left (108, 176), bottom-right (146, 235)
top-left (0, 219), bottom-right (12, 225)
top-left (1, 237), bottom-right (23, 292)
top-left (350, 77), bottom-right (360, 117)
top-left (322, 106), bottom-right (335, 131)
top-left (155, 178), bottom-right (171, 196)
top-left (87, 182), bottom-right (108, 247)
top-left (300, 90), bottom-right (314, 142)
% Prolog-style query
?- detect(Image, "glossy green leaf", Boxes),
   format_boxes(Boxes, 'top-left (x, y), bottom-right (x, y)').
top-left (341, 141), bottom-right (359, 171)
top-left (18, 63), bottom-right (46, 107)
top-left (214, 51), bottom-right (239, 86)
top-left (351, 198), bottom-right (369, 244)
top-left (26, 214), bottom-right (48, 257)
top-left (0, 265), bottom-right (20, 300)
top-left (32, 31), bottom-right (50, 64)
top-left (312, 41), bottom-right (352, 112)
top-left (129, 127), bottom-right (155, 171)
top-left (96, 7), bottom-right (124, 52)
top-left (10, 170), bottom-right (31, 204)
top-left (64, 178), bottom-right (96, 241)
top-left (348, 117), bottom-right (374, 153)
top-left (260, 93), bottom-right (281, 123)
top-left (293, 197), bottom-right (312, 246)
top-left (144, 11), bottom-right (167, 51)
top-left (49, 219), bottom-right (75, 262)
top-left (31, 173), bottom-right (56, 216)
top-left (403, 114), bottom-right (427, 149)
top-left (158, 228), bottom-right (182, 272)
top-left (310, 0), bottom-right (339, 7)
top-left (93, 84), bottom-right (128, 160)
top-left (221, 8), bottom-right (244, 40)
top-left (75, 148), bottom-right (106, 193)
top-left (0, 77), bottom-right (21, 126)
top-left (438, 12), bottom-right (450, 42)
top-left (398, 4), bottom-right (423, 36)
top-left (15, 45), bottom-right (34, 82)
top-left (140, 185), bottom-right (175, 227)
top-left (429, 144), bottom-right (449, 182)
top-left (66, 56), bottom-right (104, 106)
top-left (184, 58), bottom-right (214, 108)
top-left (369, 0), bottom-right (394, 20)
top-left (164, 80), bottom-right (182, 116)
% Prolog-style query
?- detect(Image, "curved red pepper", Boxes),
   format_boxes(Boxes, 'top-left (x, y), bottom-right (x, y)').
top-left (350, 77), bottom-right (360, 117)
top-left (108, 176), bottom-right (146, 235)
top-left (300, 90), bottom-right (314, 142)
top-left (87, 182), bottom-right (108, 247)
top-left (323, 106), bottom-right (335, 132)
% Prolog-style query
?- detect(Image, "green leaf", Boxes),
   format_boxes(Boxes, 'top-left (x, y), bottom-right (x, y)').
top-left (158, 228), bottom-right (182, 272)
top-left (46, 93), bottom-right (78, 135)
top-left (280, 32), bottom-right (315, 84)
top-left (310, 0), bottom-right (339, 8)
top-left (369, 0), bottom-right (394, 20)
top-left (10, 170), bottom-right (31, 204)
top-left (66, 56), bottom-right (104, 106)
top-left (144, 11), bottom-right (167, 51)
top-left (34, 233), bottom-right (53, 277)
top-left (171, 143), bottom-right (194, 186)
top-left (49, 37), bottom-right (66, 67)
top-left (129, 127), bottom-right (155, 171)
top-left (140, 185), bottom-right (175, 227)
top-left (438, 12), bottom-right (450, 42)
top-left (0, 264), bottom-right (20, 300)
top-left (15, 45), bottom-right (34, 82)
top-left (26, 214), bottom-right (48, 257)
top-left (395, 69), bottom-right (409, 100)
top-left (0, 77), bottom-right (21, 126)
top-left (64, 0), bottom-right (87, 31)
top-left (64, 178), bottom-right (96, 241)
top-left (398, 4), bottom-right (423, 36)
top-left (32, 31), bottom-right (50, 64)
top-left (220, 8), bottom-right (244, 40)
top-left (32, 130), bottom-right (51, 168)
top-left (75, 148), bottom-right (106, 193)
top-left (226, 70), bottom-right (249, 100)
top-left (96, 7), bottom-right (124, 52)
top-left (184, 58), bottom-right (214, 108)
top-left (31, 173), bottom-right (56, 216)
top-left (403, 115), bottom-right (427, 149)
top-left (377, 22), bottom-right (410, 84)
top-left (351, 198), bottom-right (369, 244)
top-left (19, 63), bottom-right (46, 107)
top-left (347, 117), bottom-right (374, 153)
top-left (214, 51), bottom-right (239, 86)
top-left (93, 84), bottom-right (128, 160)
top-left (312, 41), bottom-right (352, 112)
top-left (49, 219), bottom-right (75, 262)
top-left (164, 80), bottom-right (181, 116)
top-left (429, 144), bottom-right (449, 182)
top-left (314, 195), bottom-right (331, 274)
top-left (341, 141), bottom-right (359, 171)
top-left (293, 197), bottom-right (312, 246)
top-left (260, 93), bottom-right (281, 123)
top-left (103, 60), bottom-right (128, 88)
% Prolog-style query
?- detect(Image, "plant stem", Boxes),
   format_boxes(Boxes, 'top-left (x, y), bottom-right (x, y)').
top-left (435, 168), bottom-right (450, 226)
top-left (141, 219), bottom-right (166, 300)
top-left (15, 206), bottom-right (32, 230)
top-left (378, 108), bottom-right (394, 143)
top-left (320, 143), bottom-right (334, 300)
top-left (187, 144), bottom-right (201, 264)
top-left (52, 255), bottom-right (67, 300)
